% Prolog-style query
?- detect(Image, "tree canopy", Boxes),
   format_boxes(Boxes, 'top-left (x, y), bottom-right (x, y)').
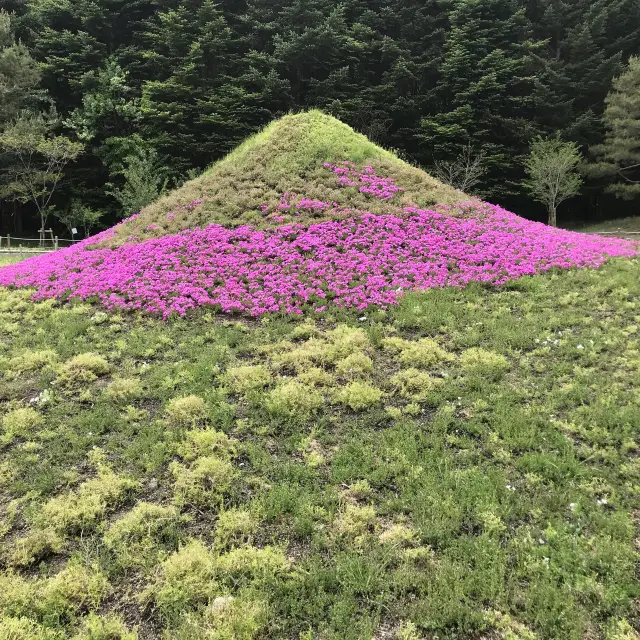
top-left (1, 0), bottom-right (639, 234)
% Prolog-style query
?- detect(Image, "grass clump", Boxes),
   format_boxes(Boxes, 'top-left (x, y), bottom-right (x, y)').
top-left (335, 352), bottom-right (374, 378)
top-left (142, 540), bottom-right (217, 621)
top-left (460, 348), bottom-right (509, 381)
top-left (171, 596), bottom-right (267, 640)
top-left (383, 337), bottom-right (451, 368)
top-left (176, 429), bottom-right (236, 461)
top-left (334, 504), bottom-right (376, 538)
top-left (38, 562), bottom-right (110, 623)
top-left (215, 509), bottom-right (259, 549)
top-left (0, 616), bottom-right (62, 640)
top-left (296, 366), bottom-right (334, 387)
top-left (166, 395), bottom-right (207, 426)
top-left (265, 381), bottom-right (323, 418)
top-left (215, 546), bottom-right (288, 585)
top-left (104, 377), bottom-right (143, 404)
top-left (7, 349), bottom-right (58, 377)
top-left (36, 467), bottom-right (138, 534)
top-left (1, 407), bottom-right (42, 441)
top-left (390, 368), bottom-right (444, 400)
top-left (70, 613), bottom-right (137, 640)
top-left (222, 365), bottom-right (272, 394)
top-left (171, 456), bottom-right (235, 507)
top-left (336, 381), bottom-right (383, 411)
top-left (56, 353), bottom-right (110, 387)
top-left (103, 503), bottom-right (181, 569)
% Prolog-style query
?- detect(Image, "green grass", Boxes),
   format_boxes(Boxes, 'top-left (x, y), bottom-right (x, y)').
top-left (107, 111), bottom-right (466, 247)
top-left (0, 255), bottom-right (28, 267)
top-left (571, 216), bottom-right (640, 235)
top-left (0, 259), bottom-right (639, 639)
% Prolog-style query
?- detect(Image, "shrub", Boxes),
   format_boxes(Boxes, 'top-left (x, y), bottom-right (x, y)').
top-left (2, 408), bottom-right (42, 440)
top-left (222, 365), bottom-right (272, 394)
top-left (142, 540), bottom-right (217, 620)
top-left (0, 616), bottom-right (62, 640)
top-left (70, 613), bottom-right (138, 640)
top-left (265, 381), bottom-right (323, 418)
top-left (177, 429), bottom-right (236, 462)
top-left (172, 596), bottom-right (267, 640)
top-left (167, 396), bottom-right (207, 426)
top-left (390, 368), bottom-right (444, 399)
top-left (215, 509), bottom-right (259, 549)
top-left (56, 353), bottom-right (110, 387)
top-left (104, 378), bottom-right (143, 404)
top-left (103, 503), bottom-right (181, 569)
top-left (335, 381), bottom-right (382, 411)
top-left (38, 562), bottom-right (110, 622)
top-left (460, 348), bottom-right (509, 381)
top-left (335, 352), bottom-right (374, 378)
top-left (171, 456), bottom-right (235, 507)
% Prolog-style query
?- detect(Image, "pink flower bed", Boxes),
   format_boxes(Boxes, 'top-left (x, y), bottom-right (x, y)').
top-left (0, 203), bottom-right (635, 318)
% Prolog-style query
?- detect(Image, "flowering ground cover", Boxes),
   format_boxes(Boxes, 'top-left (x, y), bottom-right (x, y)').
top-left (0, 259), bottom-right (639, 639)
top-left (0, 201), bottom-right (635, 319)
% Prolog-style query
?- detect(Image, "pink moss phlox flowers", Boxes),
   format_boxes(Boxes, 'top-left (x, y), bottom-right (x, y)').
top-left (0, 203), bottom-right (635, 319)
top-left (323, 162), bottom-right (404, 200)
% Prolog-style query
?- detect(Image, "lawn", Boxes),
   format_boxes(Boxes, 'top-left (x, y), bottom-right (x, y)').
top-left (0, 258), bottom-right (638, 639)
top-left (0, 255), bottom-right (28, 267)
top-left (574, 216), bottom-right (640, 235)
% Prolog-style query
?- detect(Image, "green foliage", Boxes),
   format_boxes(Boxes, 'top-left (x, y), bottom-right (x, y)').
top-left (104, 377), bottom-right (143, 404)
top-left (1, 407), bottom-right (42, 441)
top-left (103, 502), bottom-right (181, 569)
top-left (335, 381), bottom-right (383, 411)
top-left (222, 364), bottom-right (272, 394)
top-left (56, 353), bottom-right (110, 387)
top-left (107, 146), bottom-right (169, 218)
top-left (460, 348), bottom-right (510, 381)
top-left (166, 395), bottom-right (207, 427)
top-left (141, 540), bottom-right (217, 621)
top-left (70, 613), bottom-right (137, 640)
top-left (0, 110), bottom-right (83, 230)
top-left (523, 136), bottom-right (583, 226)
top-left (265, 381), bottom-right (323, 418)
top-left (590, 56), bottom-right (640, 200)
top-left (0, 261), bottom-right (639, 638)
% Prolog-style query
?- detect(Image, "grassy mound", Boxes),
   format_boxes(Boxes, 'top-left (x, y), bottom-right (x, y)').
top-left (107, 110), bottom-right (465, 246)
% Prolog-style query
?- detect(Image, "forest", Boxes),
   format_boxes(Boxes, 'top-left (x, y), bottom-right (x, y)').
top-left (0, 0), bottom-right (639, 237)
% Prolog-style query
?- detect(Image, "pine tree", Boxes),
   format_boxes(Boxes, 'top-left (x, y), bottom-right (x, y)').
top-left (419, 0), bottom-right (543, 197)
top-left (589, 57), bottom-right (640, 200)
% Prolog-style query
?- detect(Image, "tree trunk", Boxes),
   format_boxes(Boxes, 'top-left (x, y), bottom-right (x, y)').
top-left (548, 206), bottom-right (557, 227)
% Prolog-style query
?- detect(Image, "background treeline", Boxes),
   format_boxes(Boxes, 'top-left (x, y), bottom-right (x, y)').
top-left (1, 0), bottom-right (639, 236)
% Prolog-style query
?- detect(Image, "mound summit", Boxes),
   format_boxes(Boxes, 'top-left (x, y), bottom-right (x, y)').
top-left (0, 111), bottom-right (636, 317)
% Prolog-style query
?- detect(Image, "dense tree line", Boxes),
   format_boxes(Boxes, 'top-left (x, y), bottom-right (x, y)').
top-left (1, 0), bottom-right (639, 235)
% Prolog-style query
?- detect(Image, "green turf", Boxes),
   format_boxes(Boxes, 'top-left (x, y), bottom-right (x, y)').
top-left (0, 258), bottom-right (639, 639)
top-left (106, 110), bottom-right (465, 247)
top-left (575, 216), bottom-right (640, 236)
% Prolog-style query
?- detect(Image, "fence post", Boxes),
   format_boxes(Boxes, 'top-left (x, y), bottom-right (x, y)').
top-left (54, 236), bottom-right (58, 251)
top-left (6, 234), bottom-right (9, 250)
top-left (0, 236), bottom-right (2, 250)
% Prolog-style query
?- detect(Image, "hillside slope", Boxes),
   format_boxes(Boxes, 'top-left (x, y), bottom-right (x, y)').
top-left (106, 110), bottom-right (467, 246)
